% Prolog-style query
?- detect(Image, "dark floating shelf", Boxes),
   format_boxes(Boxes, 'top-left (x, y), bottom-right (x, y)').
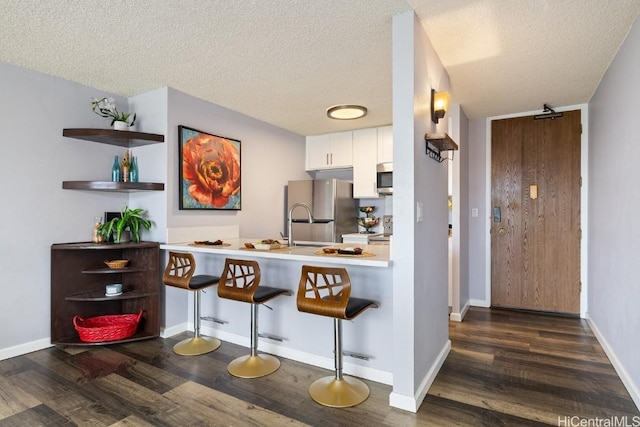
top-left (425, 133), bottom-right (459, 163)
top-left (82, 267), bottom-right (145, 274)
top-left (62, 181), bottom-right (164, 192)
top-left (65, 290), bottom-right (153, 302)
top-left (62, 128), bottom-right (164, 148)
top-left (52, 331), bottom-right (157, 346)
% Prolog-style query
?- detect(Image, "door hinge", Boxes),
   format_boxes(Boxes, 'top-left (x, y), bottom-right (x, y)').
top-left (579, 228), bottom-right (582, 239)
top-left (579, 176), bottom-right (582, 187)
top-left (580, 123), bottom-right (583, 134)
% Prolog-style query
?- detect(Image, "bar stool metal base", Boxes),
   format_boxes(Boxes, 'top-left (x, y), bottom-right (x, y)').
top-left (173, 336), bottom-right (221, 356)
top-left (309, 376), bottom-right (370, 408)
top-left (227, 354), bottom-right (281, 378)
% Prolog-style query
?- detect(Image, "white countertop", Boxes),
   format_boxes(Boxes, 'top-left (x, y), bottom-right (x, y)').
top-left (160, 238), bottom-right (391, 267)
top-left (341, 232), bottom-right (382, 238)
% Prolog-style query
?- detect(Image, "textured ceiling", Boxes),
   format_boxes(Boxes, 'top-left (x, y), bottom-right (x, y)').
top-left (1, 1), bottom-right (639, 136)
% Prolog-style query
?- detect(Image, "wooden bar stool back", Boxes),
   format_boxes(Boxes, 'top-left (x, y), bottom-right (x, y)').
top-left (296, 265), bottom-right (378, 408)
top-left (163, 251), bottom-right (221, 355)
top-left (218, 258), bottom-right (291, 378)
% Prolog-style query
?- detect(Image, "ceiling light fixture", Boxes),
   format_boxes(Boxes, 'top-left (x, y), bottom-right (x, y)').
top-left (327, 105), bottom-right (367, 120)
top-left (431, 89), bottom-right (451, 124)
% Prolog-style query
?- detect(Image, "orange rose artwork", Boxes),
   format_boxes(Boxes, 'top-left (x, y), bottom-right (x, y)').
top-left (179, 126), bottom-right (241, 210)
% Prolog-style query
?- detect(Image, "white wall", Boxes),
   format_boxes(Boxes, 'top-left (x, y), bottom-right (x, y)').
top-left (166, 88), bottom-right (307, 237)
top-left (0, 61), bottom-right (129, 357)
top-left (467, 119), bottom-right (488, 304)
top-left (587, 15), bottom-right (640, 407)
top-left (449, 105), bottom-right (470, 319)
top-left (389, 10), bottom-right (451, 412)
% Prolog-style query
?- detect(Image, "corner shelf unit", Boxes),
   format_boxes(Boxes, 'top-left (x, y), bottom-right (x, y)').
top-left (61, 128), bottom-right (165, 192)
top-left (425, 133), bottom-right (459, 163)
top-left (51, 241), bottom-right (160, 346)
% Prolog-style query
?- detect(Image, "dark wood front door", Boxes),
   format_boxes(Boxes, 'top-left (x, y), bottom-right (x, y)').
top-left (491, 110), bottom-right (581, 314)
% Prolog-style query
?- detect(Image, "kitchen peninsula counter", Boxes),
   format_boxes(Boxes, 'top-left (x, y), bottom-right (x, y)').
top-left (159, 237), bottom-right (393, 385)
top-left (160, 238), bottom-right (391, 267)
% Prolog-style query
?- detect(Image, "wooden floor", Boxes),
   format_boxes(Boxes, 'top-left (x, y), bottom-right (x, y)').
top-left (0, 308), bottom-right (637, 426)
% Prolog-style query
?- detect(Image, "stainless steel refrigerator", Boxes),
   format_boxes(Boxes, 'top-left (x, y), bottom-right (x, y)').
top-left (286, 179), bottom-right (357, 244)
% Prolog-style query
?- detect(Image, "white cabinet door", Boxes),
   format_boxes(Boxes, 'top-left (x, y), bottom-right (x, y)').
top-left (329, 131), bottom-right (353, 168)
top-left (377, 125), bottom-right (393, 164)
top-left (306, 131), bottom-right (353, 170)
top-left (306, 134), bottom-right (331, 170)
top-left (352, 127), bottom-right (379, 198)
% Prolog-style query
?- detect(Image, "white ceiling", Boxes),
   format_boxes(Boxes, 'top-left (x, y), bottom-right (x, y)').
top-left (1, 1), bottom-right (639, 136)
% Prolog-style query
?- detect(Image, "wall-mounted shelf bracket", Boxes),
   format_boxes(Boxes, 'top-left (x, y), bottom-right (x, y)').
top-left (425, 133), bottom-right (459, 163)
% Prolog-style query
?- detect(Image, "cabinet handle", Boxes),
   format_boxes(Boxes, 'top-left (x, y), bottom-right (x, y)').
top-left (330, 153), bottom-right (333, 164)
top-left (326, 153), bottom-right (329, 165)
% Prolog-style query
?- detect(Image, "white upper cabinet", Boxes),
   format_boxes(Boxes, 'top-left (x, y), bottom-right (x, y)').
top-left (306, 131), bottom-right (353, 170)
top-left (352, 127), bottom-right (379, 198)
top-left (377, 125), bottom-right (393, 164)
top-left (352, 125), bottom-right (393, 198)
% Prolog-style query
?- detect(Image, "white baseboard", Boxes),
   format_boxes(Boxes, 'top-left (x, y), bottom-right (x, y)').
top-left (450, 300), bottom-right (471, 322)
top-left (160, 322), bottom-right (189, 339)
top-left (586, 314), bottom-right (640, 410)
top-left (388, 339), bottom-right (451, 412)
top-left (167, 323), bottom-right (394, 385)
top-left (470, 298), bottom-right (490, 308)
top-left (0, 338), bottom-right (53, 361)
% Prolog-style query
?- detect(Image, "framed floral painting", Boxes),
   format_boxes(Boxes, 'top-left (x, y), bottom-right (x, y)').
top-left (178, 125), bottom-right (241, 210)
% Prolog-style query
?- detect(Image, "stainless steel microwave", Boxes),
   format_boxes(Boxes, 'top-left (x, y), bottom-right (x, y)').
top-left (376, 162), bottom-right (393, 195)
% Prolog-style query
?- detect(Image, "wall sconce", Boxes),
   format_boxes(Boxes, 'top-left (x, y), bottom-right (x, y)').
top-left (431, 89), bottom-right (450, 124)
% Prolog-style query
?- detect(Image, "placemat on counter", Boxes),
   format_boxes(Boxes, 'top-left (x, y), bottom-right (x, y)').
top-left (189, 242), bottom-right (232, 247)
top-left (313, 249), bottom-right (376, 258)
top-left (240, 246), bottom-right (290, 252)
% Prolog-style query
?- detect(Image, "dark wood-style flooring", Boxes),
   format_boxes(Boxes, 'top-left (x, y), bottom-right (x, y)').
top-left (0, 308), bottom-right (637, 426)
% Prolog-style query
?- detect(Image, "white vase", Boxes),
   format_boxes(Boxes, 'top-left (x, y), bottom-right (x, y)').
top-left (113, 121), bottom-right (129, 131)
top-left (115, 230), bottom-right (131, 243)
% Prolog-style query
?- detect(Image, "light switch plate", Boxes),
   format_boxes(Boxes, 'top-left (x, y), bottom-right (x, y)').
top-left (383, 215), bottom-right (393, 234)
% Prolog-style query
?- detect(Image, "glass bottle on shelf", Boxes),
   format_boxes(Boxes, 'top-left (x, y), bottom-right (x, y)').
top-left (130, 156), bottom-right (138, 182)
top-left (111, 155), bottom-right (121, 182)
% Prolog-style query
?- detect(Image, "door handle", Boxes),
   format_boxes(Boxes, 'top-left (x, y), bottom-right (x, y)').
top-left (498, 227), bottom-right (506, 236)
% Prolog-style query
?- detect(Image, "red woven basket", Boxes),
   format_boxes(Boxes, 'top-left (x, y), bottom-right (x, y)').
top-left (73, 311), bottom-right (143, 343)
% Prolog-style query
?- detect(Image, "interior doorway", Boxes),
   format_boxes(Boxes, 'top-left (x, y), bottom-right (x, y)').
top-left (490, 110), bottom-right (581, 315)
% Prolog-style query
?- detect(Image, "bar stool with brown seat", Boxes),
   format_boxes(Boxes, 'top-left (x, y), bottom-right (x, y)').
top-left (162, 251), bottom-right (221, 356)
top-left (218, 258), bottom-right (291, 378)
top-left (296, 265), bottom-right (378, 408)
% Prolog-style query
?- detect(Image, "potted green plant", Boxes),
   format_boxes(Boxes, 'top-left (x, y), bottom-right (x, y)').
top-left (90, 97), bottom-right (136, 129)
top-left (98, 206), bottom-right (152, 243)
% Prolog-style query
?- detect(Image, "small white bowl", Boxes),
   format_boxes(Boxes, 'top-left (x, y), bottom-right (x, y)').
top-left (105, 284), bottom-right (122, 295)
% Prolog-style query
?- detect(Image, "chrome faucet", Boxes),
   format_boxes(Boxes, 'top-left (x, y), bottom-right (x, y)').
top-left (288, 202), bottom-right (314, 247)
